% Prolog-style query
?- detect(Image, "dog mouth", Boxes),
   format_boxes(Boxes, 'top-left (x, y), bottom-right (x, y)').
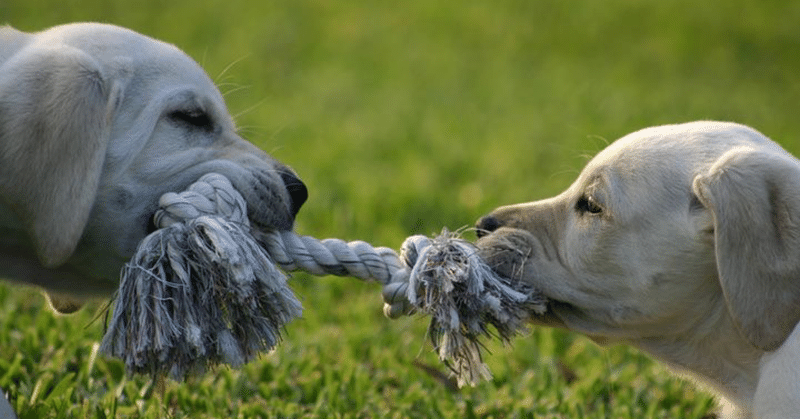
top-left (222, 168), bottom-right (306, 233)
top-left (252, 169), bottom-right (308, 231)
top-left (146, 214), bottom-right (159, 234)
top-left (244, 170), bottom-right (294, 231)
top-left (476, 238), bottom-right (618, 333)
top-left (475, 229), bottom-right (569, 326)
top-left (475, 229), bottom-right (632, 335)
top-left (539, 300), bottom-right (573, 328)
top-left (142, 166), bottom-right (306, 237)
top-left (476, 228), bottom-right (536, 281)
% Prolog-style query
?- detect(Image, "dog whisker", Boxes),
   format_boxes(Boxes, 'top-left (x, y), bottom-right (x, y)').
top-left (214, 55), bottom-right (250, 84)
top-left (232, 99), bottom-right (266, 125)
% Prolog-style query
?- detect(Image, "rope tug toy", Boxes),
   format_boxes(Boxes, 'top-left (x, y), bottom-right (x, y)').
top-left (100, 173), bottom-right (547, 386)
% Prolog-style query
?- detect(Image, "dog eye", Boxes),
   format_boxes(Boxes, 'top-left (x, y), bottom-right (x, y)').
top-left (168, 109), bottom-right (213, 131)
top-left (576, 195), bottom-right (603, 214)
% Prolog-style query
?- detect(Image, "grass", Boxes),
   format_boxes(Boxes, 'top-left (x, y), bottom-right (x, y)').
top-left (2, 0), bottom-right (799, 417)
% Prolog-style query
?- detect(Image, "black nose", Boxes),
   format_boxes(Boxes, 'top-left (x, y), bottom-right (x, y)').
top-left (475, 215), bottom-right (502, 238)
top-left (280, 171), bottom-right (308, 217)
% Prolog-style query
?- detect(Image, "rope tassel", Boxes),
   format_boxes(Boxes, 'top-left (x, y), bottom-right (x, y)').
top-left (99, 174), bottom-right (302, 378)
top-left (101, 173), bottom-right (546, 385)
top-left (256, 230), bottom-right (547, 386)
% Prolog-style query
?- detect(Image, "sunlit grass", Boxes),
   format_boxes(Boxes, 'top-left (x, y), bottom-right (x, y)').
top-left (2, 0), bottom-right (799, 416)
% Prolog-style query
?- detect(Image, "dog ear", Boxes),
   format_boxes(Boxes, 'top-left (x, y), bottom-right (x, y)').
top-left (693, 146), bottom-right (800, 351)
top-left (0, 46), bottom-right (128, 267)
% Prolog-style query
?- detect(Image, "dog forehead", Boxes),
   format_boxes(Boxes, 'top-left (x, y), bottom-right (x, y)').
top-left (600, 121), bottom-right (773, 163)
top-left (580, 136), bottom-right (685, 192)
top-left (584, 121), bottom-right (771, 180)
top-left (573, 123), bottom-right (719, 210)
top-left (39, 23), bottom-right (217, 92)
top-left (570, 121), bottom-right (782, 218)
top-left (593, 127), bottom-right (695, 169)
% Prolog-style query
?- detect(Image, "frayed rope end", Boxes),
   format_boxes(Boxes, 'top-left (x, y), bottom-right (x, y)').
top-left (99, 174), bottom-right (302, 380)
top-left (400, 229), bottom-right (547, 387)
top-left (99, 173), bottom-right (545, 385)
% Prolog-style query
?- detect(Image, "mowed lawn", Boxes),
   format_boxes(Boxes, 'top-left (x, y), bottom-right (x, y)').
top-left (2, 0), bottom-right (799, 417)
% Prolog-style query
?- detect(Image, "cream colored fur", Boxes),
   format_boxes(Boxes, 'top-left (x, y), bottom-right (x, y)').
top-left (477, 121), bottom-right (800, 418)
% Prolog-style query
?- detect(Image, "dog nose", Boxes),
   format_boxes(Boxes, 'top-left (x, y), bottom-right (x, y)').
top-left (280, 171), bottom-right (308, 217)
top-left (475, 215), bottom-right (503, 238)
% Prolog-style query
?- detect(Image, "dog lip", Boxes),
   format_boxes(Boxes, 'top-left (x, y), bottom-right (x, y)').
top-left (476, 228), bottom-right (573, 327)
top-left (476, 228), bottom-right (537, 278)
top-left (475, 215), bottom-right (503, 238)
top-left (239, 169), bottom-right (296, 231)
top-left (250, 214), bottom-right (293, 232)
top-left (146, 214), bottom-right (158, 234)
top-left (525, 299), bottom-right (569, 328)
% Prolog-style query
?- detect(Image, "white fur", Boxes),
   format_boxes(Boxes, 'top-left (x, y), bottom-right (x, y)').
top-left (0, 23), bottom-right (304, 309)
top-left (477, 121), bottom-right (800, 418)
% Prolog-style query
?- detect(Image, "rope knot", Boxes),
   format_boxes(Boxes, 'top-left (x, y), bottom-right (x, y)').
top-left (154, 173), bottom-right (248, 228)
top-left (100, 173), bottom-right (301, 378)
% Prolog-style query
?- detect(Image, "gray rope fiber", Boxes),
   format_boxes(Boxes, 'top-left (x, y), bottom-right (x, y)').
top-left (100, 174), bottom-right (302, 378)
top-left (257, 228), bottom-right (548, 386)
top-left (101, 173), bottom-right (546, 386)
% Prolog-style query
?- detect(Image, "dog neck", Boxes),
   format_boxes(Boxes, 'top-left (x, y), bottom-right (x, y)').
top-left (632, 297), bottom-right (761, 415)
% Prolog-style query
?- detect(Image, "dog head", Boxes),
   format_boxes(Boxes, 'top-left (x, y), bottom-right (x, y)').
top-left (476, 121), bottom-right (800, 351)
top-left (0, 23), bottom-right (307, 296)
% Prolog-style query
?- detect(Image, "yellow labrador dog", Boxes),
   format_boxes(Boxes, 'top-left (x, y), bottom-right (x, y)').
top-left (0, 23), bottom-right (307, 312)
top-left (476, 121), bottom-right (800, 418)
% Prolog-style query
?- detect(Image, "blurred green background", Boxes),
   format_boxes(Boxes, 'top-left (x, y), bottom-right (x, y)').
top-left (1, 0), bottom-right (798, 417)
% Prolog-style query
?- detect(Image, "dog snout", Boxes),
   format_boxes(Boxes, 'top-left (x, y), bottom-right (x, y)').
top-left (280, 171), bottom-right (308, 218)
top-left (476, 215), bottom-right (503, 238)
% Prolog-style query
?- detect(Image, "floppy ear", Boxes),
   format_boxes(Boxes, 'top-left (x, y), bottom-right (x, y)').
top-left (0, 46), bottom-right (127, 267)
top-left (693, 146), bottom-right (800, 351)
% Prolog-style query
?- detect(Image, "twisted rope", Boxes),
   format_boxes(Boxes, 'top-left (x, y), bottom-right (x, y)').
top-left (100, 174), bottom-right (302, 378)
top-left (101, 173), bottom-right (546, 386)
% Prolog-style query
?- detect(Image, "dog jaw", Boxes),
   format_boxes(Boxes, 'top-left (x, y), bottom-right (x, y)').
top-left (476, 228), bottom-right (567, 327)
